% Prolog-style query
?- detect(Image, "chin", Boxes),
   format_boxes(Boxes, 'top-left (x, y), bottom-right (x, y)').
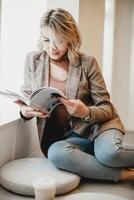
top-left (50, 55), bottom-right (62, 61)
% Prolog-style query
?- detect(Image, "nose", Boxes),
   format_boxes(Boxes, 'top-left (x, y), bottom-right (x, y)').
top-left (50, 41), bottom-right (57, 51)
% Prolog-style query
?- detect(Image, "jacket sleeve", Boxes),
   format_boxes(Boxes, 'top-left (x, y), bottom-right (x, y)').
top-left (20, 52), bottom-right (34, 122)
top-left (21, 52), bottom-right (34, 100)
top-left (86, 57), bottom-right (114, 124)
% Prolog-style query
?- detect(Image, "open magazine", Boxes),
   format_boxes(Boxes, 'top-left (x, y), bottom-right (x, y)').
top-left (0, 87), bottom-right (66, 114)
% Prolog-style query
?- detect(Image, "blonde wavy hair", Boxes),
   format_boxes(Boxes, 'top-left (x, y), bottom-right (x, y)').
top-left (38, 8), bottom-right (81, 64)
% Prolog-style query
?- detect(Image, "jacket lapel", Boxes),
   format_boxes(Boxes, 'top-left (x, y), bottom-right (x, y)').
top-left (66, 59), bottom-right (81, 99)
top-left (35, 53), bottom-right (49, 88)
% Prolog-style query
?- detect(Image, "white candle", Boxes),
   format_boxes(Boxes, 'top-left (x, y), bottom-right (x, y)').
top-left (33, 176), bottom-right (56, 200)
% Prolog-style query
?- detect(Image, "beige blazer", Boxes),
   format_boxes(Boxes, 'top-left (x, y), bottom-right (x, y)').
top-left (21, 51), bottom-right (125, 141)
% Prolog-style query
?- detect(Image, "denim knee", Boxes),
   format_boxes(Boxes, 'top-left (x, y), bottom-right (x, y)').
top-left (94, 130), bottom-right (123, 167)
top-left (95, 145), bottom-right (119, 167)
top-left (48, 140), bottom-right (78, 169)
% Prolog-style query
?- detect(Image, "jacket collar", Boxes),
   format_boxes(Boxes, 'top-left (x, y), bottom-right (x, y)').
top-left (66, 56), bottom-right (81, 99)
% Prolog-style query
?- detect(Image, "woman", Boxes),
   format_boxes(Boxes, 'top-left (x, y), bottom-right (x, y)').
top-left (16, 8), bottom-right (134, 182)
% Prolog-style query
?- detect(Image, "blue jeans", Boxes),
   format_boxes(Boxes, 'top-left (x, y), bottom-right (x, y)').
top-left (48, 129), bottom-right (134, 182)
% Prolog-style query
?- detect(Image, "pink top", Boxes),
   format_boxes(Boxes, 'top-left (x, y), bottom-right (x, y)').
top-left (49, 75), bottom-right (67, 95)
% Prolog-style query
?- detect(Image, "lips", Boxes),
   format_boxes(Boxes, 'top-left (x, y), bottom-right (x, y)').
top-left (51, 52), bottom-right (59, 55)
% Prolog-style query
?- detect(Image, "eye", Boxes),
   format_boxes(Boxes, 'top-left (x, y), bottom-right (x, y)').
top-left (42, 36), bottom-right (49, 42)
top-left (43, 39), bottom-right (49, 42)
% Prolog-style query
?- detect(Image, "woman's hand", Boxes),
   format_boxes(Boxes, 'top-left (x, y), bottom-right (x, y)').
top-left (59, 97), bottom-right (90, 118)
top-left (14, 100), bottom-right (48, 119)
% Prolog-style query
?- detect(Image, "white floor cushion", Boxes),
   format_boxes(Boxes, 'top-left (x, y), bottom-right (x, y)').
top-left (0, 158), bottom-right (80, 196)
top-left (63, 192), bottom-right (128, 200)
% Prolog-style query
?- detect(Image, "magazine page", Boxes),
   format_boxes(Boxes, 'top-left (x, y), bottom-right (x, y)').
top-left (30, 87), bottom-right (66, 114)
top-left (0, 90), bottom-right (29, 105)
top-left (30, 86), bottom-right (66, 99)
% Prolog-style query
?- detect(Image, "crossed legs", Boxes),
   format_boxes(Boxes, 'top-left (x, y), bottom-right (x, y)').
top-left (48, 129), bottom-right (134, 182)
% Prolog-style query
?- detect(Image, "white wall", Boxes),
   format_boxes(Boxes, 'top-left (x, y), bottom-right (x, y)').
top-left (128, 1), bottom-right (134, 131)
top-left (102, 0), bottom-right (115, 93)
top-left (0, 0), bottom-right (47, 92)
top-left (0, 0), bottom-right (47, 124)
top-left (0, 0), bottom-right (1, 41)
top-left (79, 0), bottom-right (105, 66)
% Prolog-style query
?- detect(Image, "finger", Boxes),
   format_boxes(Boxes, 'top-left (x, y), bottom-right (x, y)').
top-left (31, 108), bottom-right (49, 116)
top-left (14, 100), bottom-right (27, 106)
top-left (30, 110), bottom-right (48, 118)
top-left (60, 98), bottom-right (75, 106)
top-left (39, 114), bottom-right (49, 118)
top-left (66, 108), bottom-right (74, 115)
top-left (38, 113), bottom-right (49, 118)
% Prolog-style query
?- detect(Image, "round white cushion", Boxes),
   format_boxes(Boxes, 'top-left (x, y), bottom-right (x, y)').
top-left (63, 192), bottom-right (128, 200)
top-left (0, 158), bottom-right (80, 196)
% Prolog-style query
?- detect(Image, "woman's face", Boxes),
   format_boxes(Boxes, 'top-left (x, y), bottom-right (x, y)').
top-left (42, 27), bottom-right (68, 61)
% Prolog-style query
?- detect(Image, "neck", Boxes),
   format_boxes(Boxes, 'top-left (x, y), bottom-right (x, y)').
top-left (50, 53), bottom-right (68, 63)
